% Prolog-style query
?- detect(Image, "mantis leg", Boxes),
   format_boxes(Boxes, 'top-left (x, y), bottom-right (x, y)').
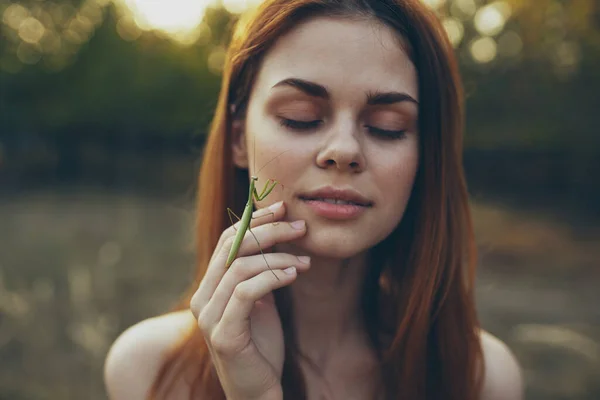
top-left (255, 178), bottom-right (274, 199)
top-left (227, 208), bottom-right (242, 231)
top-left (227, 208), bottom-right (279, 280)
top-left (248, 226), bottom-right (279, 280)
top-left (252, 179), bottom-right (279, 224)
top-left (255, 211), bottom-right (278, 226)
top-left (254, 179), bottom-right (278, 201)
top-left (253, 212), bottom-right (275, 222)
top-left (228, 208), bottom-right (276, 231)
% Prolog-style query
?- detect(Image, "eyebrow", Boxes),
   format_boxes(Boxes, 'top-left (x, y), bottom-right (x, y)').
top-left (272, 78), bottom-right (419, 106)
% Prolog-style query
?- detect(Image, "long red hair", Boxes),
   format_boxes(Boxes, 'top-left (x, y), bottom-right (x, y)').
top-left (150, 0), bottom-right (483, 399)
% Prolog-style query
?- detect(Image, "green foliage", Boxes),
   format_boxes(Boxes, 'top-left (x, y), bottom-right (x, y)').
top-left (0, 0), bottom-right (599, 151)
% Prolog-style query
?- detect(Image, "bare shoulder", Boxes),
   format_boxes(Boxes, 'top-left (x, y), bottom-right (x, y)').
top-left (104, 309), bottom-right (196, 400)
top-left (479, 330), bottom-right (524, 400)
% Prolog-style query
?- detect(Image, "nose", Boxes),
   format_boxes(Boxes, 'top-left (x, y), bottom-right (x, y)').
top-left (316, 120), bottom-right (365, 173)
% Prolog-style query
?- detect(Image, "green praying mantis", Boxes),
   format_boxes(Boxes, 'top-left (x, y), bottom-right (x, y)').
top-left (225, 143), bottom-right (293, 281)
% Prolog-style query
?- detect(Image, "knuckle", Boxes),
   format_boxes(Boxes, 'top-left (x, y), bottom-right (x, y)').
top-left (209, 330), bottom-right (227, 352)
top-left (196, 309), bottom-right (211, 333)
top-left (190, 291), bottom-right (207, 319)
top-left (224, 223), bottom-right (238, 239)
top-left (210, 329), bottom-right (248, 357)
top-left (229, 259), bottom-right (247, 279)
top-left (239, 233), bottom-right (254, 251)
top-left (229, 257), bottom-right (242, 270)
top-left (233, 283), bottom-right (253, 302)
top-left (226, 223), bottom-right (239, 237)
top-left (189, 295), bottom-right (200, 317)
top-left (217, 228), bottom-right (232, 247)
top-left (222, 235), bottom-right (236, 251)
top-left (213, 238), bottom-right (224, 254)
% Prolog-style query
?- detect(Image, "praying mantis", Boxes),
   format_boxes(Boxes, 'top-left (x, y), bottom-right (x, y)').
top-left (225, 143), bottom-right (293, 281)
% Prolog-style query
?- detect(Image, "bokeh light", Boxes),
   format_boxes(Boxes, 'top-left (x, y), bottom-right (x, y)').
top-left (117, 0), bottom-right (210, 44)
top-left (39, 30), bottom-right (62, 55)
top-left (553, 40), bottom-right (582, 77)
top-left (450, 0), bottom-right (477, 20)
top-left (222, 0), bottom-right (264, 14)
top-left (0, 0), bottom-right (112, 72)
top-left (497, 30), bottom-right (523, 57)
top-left (470, 36), bottom-right (497, 64)
top-left (0, 0), bottom-right (519, 72)
top-left (474, 1), bottom-right (510, 37)
top-left (442, 17), bottom-right (464, 47)
top-left (0, 0), bottom-right (588, 76)
top-left (208, 45), bottom-right (227, 75)
top-left (116, 15), bottom-right (142, 41)
top-left (64, 15), bottom-right (94, 44)
top-left (17, 42), bottom-right (42, 65)
top-left (420, 0), bottom-right (446, 10)
top-left (18, 17), bottom-right (45, 44)
top-left (3, 3), bottom-right (29, 30)
top-left (80, 1), bottom-right (104, 27)
top-left (194, 23), bottom-right (213, 46)
top-left (49, 3), bottom-right (74, 27)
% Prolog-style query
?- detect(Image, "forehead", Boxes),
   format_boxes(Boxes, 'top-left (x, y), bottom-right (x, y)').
top-left (252, 16), bottom-right (418, 102)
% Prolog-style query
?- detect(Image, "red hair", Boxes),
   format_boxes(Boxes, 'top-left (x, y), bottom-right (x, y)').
top-left (150, 1), bottom-right (483, 399)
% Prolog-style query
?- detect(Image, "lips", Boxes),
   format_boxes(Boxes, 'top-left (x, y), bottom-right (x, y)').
top-left (298, 186), bottom-right (373, 207)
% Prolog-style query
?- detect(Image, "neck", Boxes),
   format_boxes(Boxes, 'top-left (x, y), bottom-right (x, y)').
top-left (277, 245), bottom-right (372, 366)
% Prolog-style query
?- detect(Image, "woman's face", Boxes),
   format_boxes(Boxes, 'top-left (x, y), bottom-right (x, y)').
top-left (232, 16), bottom-right (420, 259)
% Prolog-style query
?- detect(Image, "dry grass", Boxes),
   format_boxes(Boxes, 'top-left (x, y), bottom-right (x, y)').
top-left (0, 191), bottom-right (597, 399)
top-left (471, 200), bottom-right (600, 275)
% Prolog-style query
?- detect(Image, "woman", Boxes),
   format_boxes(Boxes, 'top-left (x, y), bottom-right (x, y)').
top-left (104, 0), bottom-right (523, 399)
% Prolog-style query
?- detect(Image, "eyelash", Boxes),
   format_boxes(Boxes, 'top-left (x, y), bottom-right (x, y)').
top-left (278, 118), bottom-right (407, 139)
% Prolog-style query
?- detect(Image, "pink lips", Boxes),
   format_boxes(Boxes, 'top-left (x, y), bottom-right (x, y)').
top-left (298, 186), bottom-right (373, 220)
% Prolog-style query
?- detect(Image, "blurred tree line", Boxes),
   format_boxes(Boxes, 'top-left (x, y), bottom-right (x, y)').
top-left (0, 0), bottom-right (598, 214)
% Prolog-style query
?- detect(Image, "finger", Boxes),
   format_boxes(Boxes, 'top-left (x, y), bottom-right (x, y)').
top-left (216, 267), bottom-right (299, 340)
top-left (193, 204), bottom-right (298, 313)
top-left (233, 219), bottom-right (307, 259)
top-left (213, 201), bottom-right (286, 260)
top-left (199, 253), bottom-right (310, 328)
top-left (248, 201), bottom-right (287, 230)
top-left (204, 201), bottom-right (286, 293)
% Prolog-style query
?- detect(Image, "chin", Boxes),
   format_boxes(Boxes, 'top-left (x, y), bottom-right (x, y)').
top-left (291, 229), bottom-right (381, 260)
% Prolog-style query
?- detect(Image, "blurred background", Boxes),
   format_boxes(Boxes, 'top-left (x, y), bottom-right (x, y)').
top-left (0, 0), bottom-right (598, 399)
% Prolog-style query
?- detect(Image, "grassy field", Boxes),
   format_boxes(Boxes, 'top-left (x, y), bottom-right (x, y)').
top-left (0, 189), bottom-right (598, 400)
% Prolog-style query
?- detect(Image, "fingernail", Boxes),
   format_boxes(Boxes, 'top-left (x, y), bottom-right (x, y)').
top-left (296, 256), bottom-right (310, 264)
top-left (290, 220), bottom-right (305, 230)
top-left (283, 266), bottom-right (296, 275)
top-left (269, 201), bottom-right (283, 211)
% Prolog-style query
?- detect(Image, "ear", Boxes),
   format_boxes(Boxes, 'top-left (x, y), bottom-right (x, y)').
top-left (231, 116), bottom-right (249, 169)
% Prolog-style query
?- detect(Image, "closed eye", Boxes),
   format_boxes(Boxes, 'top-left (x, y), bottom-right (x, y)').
top-left (278, 118), bottom-right (406, 139)
top-left (367, 126), bottom-right (407, 139)
top-left (279, 118), bottom-right (321, 130)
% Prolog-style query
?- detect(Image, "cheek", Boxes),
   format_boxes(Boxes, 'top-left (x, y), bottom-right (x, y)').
top-left (252, 150), bottom-right (306, 209)
top-left (376, 146), bottom-right (419, 216)
top-left (376, 143), bottom-right (419, 187)
top-left (396, 150), bottom-right (419, 188)
top-left (246, 131), bottom-right (288, 178)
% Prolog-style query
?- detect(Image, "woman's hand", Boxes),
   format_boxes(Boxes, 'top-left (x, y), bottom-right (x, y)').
top-left (190, 201), bottom-right (309, 400)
